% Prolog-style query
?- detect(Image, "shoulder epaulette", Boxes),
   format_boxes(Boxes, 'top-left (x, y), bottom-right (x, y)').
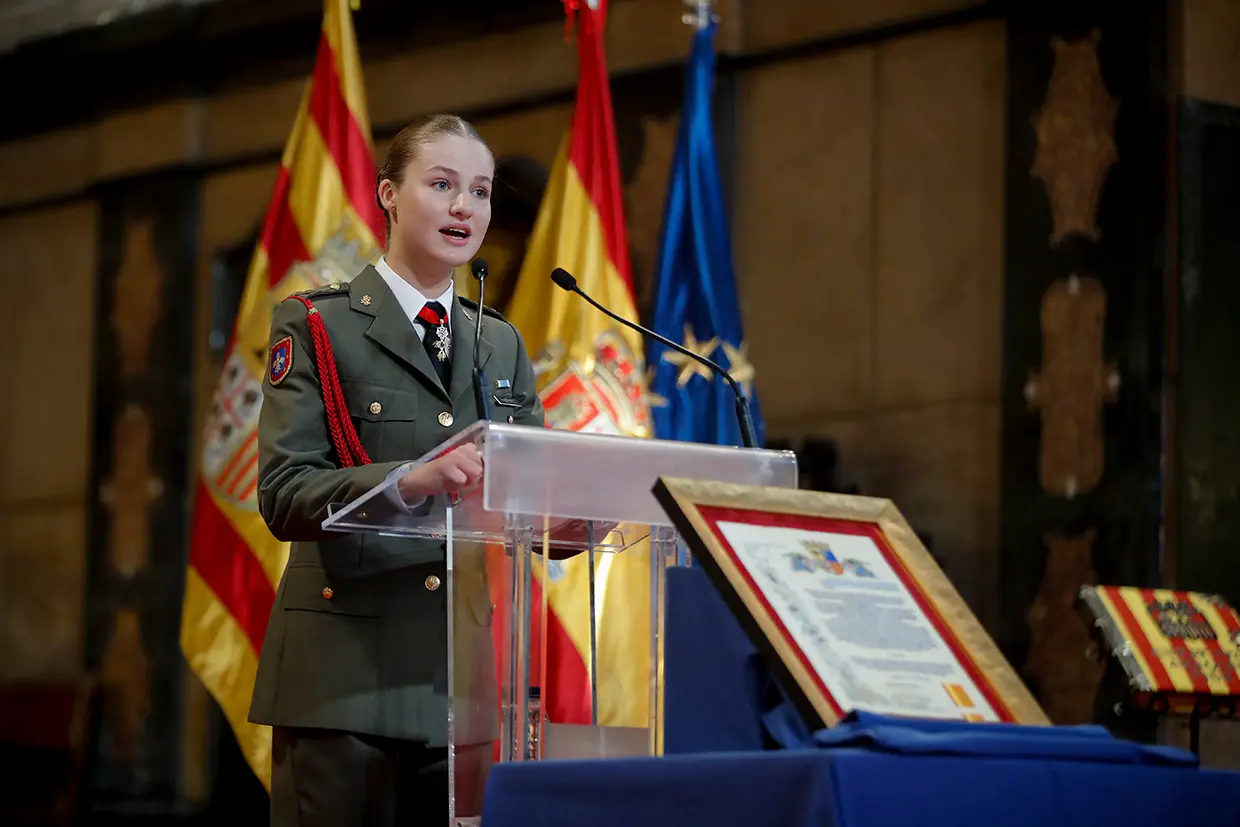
top-left (459, 297), bottom-right (509, 323)
top-left (289, 282), bottom-right (352, 302)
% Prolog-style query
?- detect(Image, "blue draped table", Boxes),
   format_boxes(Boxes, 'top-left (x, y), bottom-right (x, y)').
top-left (482, 746), bottom-right (1240, 827)
top-left (480, 568), bottom-right (1240, 827)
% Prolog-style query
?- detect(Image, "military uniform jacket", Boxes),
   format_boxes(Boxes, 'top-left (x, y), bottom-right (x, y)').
top-left (247, 263), bottom-right (545, 746)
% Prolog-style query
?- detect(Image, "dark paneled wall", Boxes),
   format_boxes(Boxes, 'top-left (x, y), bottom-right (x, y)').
top-left (1176, 99), bottom-right (1240, 607)
top-left (85, 171), bottom-right (199, 813)
top-left (999, 0), bottom-right (1167, 730)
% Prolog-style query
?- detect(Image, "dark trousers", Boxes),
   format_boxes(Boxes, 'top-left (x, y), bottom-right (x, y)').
top-left (270, 727), bottom-right (455, 827)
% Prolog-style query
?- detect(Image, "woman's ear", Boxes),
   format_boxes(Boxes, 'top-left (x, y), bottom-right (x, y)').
top-left (377, 179), bottom-right (398, 216)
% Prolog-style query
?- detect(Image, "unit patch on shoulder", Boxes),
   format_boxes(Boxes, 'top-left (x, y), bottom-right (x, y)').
top-left (269, 336), bottom-right (294, 386)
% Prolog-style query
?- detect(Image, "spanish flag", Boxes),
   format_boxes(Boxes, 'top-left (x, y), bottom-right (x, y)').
top-left (503, 0), bottom-right (653, 728)
top-left (180, 0), bottom-right (383, 789)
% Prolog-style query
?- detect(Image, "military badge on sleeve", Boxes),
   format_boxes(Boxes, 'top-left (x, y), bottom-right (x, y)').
top-left (268, 336), bottom-right (294, 386)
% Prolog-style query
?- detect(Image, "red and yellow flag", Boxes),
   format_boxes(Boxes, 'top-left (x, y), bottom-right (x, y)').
top-left (180, 0), bottom-right (383, 789)
top-left (503, 0), bottom-right (653, 729)
top-left (1083, 586), bottom-right (1240, 700)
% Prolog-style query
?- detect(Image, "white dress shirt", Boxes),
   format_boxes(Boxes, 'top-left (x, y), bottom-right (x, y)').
top-left (374, 256), bottom-right (454, 337)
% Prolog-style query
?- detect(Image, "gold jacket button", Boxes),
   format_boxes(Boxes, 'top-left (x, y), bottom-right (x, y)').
top-left (321, 587), bottom-right (333, 600)
top-left (425, 575), bottom-right (441, 591)
top-left (369, 401), bottom-right (382, 415)
top-left (438, 412), bottom-right (454, 427)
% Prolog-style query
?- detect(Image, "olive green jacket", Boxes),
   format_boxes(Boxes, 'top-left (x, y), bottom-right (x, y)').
top-left (247, 263), bottom-right (545, 746)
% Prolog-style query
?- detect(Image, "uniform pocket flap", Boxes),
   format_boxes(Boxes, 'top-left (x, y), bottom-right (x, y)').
top-left (342, 381), bottom-right (419, 422)
top-left (491, 393), bottom-right (524, 409)
top-left (281, 566), bottom-right (381, 617)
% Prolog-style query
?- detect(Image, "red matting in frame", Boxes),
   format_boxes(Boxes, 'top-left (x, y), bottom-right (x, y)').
top-left (694, 504), bottom-right (1017, 725)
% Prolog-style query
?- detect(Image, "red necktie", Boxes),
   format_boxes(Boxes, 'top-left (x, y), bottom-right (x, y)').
top-left (416, 301), bottom-right (450, 386)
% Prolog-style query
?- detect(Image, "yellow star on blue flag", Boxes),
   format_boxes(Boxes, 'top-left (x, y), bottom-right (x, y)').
top-left (661, 324), bottom-right (718, 388)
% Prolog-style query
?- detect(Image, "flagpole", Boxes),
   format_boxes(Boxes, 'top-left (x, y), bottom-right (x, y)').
top-left (576, 0), bottom-right (602, 734)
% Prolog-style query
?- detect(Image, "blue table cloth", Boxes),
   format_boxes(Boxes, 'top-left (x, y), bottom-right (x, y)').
top-left (481, 568), bottom-right (1240, 827)
top-left (662, 567), bottom-right (767, 753)
top-left (482, 746), bottom-right (1240, 827)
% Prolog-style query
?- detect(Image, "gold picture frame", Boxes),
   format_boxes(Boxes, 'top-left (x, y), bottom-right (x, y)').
top-left (652, 477), bottom-right (1049, 729)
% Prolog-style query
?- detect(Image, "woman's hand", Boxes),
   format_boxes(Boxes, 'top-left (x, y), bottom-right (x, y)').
top-left (396, 443), bottom-right (484, 503)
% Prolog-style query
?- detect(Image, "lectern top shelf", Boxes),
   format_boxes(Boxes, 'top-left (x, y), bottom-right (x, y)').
top-left (321, 421), bottom-right (798, 542)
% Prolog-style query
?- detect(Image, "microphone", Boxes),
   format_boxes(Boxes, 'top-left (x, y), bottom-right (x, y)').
top-left (549, 267), bottom-right (757, 448)
top-left (470, 258), bottom-right (491, 421)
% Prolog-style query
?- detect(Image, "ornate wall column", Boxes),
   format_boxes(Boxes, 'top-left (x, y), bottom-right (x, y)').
top-left (84, 171), bottom-right (199, 814)
top-left (999, 1), bottom-right (1168, 733)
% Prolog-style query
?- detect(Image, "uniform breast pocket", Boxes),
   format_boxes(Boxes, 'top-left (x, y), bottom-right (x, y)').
top-left (490, 378), bottom-right (525, 412)
top-left (342, 380), bottom-right (419, 462)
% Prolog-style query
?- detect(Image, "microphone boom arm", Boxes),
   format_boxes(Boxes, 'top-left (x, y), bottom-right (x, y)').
top-left (569, 285), bottom-right (757, 448)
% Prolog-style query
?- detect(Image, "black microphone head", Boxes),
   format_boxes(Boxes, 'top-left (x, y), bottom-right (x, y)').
top-left (470, 257), bottom-right (488, 281)
top-left (550, 267), bottom-right (578, 292)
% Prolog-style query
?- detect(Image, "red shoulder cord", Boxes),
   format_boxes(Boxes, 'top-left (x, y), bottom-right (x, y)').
top-left (287, 295), bottom-right (372, 467)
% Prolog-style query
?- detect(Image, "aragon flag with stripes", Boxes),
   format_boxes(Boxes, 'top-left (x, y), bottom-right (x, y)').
top-left (179, 0), bottom-right (384, 789)
top-left (502, 0), bottom-right (656, 729)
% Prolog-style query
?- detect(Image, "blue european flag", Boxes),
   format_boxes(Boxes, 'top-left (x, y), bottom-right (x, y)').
top-left (648, 18), bottom-right (764, 448)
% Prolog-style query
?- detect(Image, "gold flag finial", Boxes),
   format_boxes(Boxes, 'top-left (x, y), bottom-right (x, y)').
top-left (682, 0), bottom-right (716, 28)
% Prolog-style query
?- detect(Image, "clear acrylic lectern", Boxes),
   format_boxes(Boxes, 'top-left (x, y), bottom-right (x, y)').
top-left (322, 422), bottom-right (797, 826)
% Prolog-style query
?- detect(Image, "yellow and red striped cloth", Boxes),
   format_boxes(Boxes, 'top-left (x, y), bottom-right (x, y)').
top-left (180, 0), bottom-right (382, 789)
top-left (1082, 586), bottom-right (1240, 712)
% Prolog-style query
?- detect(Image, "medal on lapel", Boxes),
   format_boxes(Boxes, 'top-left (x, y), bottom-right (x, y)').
top-left (417, 302), bottom-right (452, 366)
top-left (434, 323), bottom-right (451, 361)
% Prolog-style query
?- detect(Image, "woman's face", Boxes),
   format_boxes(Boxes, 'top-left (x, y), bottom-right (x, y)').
top-left (383, 133), bottom-right (494, 275)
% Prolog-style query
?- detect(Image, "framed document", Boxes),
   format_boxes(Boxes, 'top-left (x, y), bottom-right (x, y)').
top-left (1079, 585), bottom-right (1240, 718)
top-left (653, 478), bottom-right (1048, 729)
